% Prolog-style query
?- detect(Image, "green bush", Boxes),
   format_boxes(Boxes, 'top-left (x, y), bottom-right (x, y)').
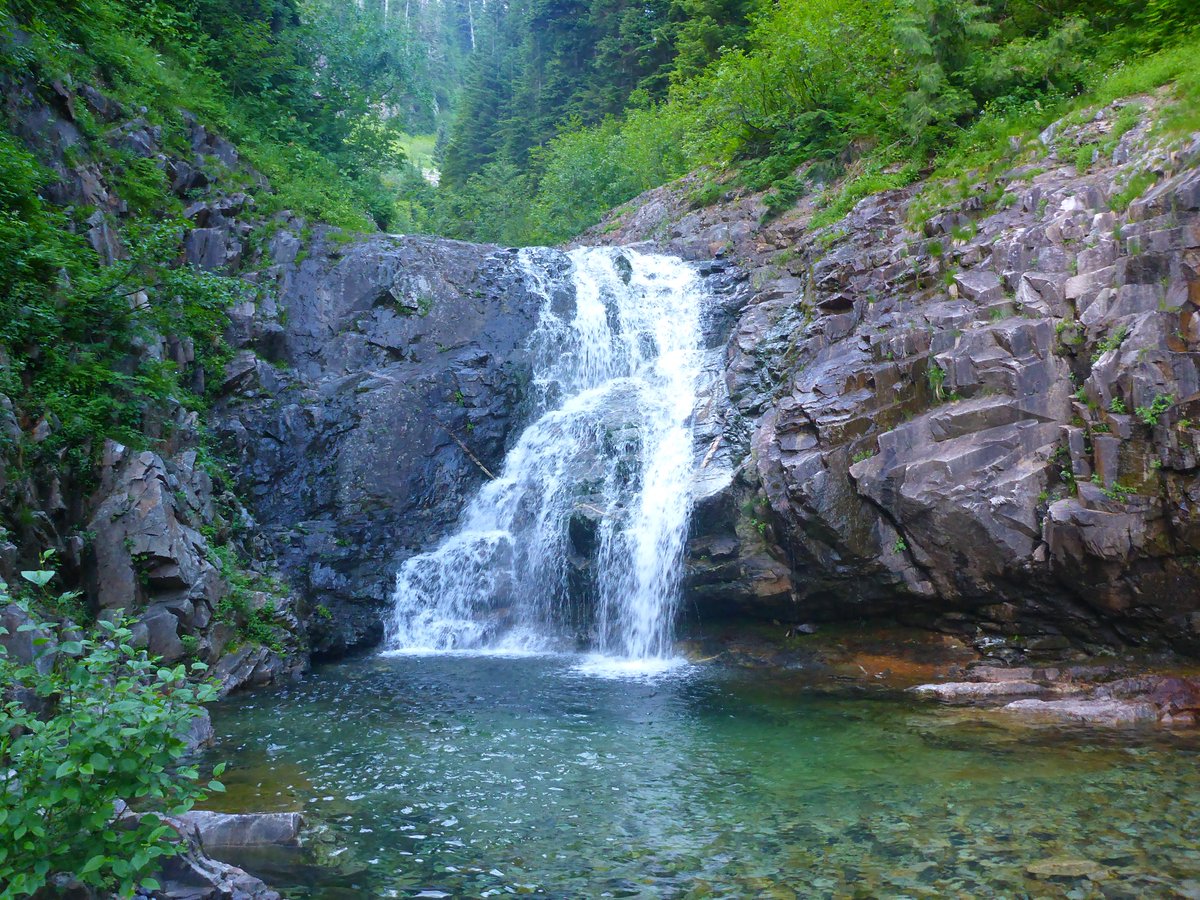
top-left (0, 580), bottom-right (224, 897)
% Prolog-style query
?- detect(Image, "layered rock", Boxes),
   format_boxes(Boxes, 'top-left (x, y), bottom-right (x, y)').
top-left (587, 92), bottom-right (1200, 657)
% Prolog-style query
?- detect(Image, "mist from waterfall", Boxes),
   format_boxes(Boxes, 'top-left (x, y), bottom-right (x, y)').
top-left (385, 247), bottom-right (702, 663)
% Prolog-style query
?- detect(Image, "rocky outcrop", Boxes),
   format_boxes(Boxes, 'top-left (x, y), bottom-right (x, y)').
top-left (0, 74), bottom-right (305, 689)
top-left (911, 666), bottom-right (1200, 726)
top-left (209, 233), bottom-right (550, 655)
top-left (587, 91), bottom-right (1200, 658)
top-left (84, 441), bottom-right (303, 689)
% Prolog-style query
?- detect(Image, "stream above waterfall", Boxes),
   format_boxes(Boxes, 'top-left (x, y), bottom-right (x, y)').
top-left (203, 654), bottom-right (1200, 898)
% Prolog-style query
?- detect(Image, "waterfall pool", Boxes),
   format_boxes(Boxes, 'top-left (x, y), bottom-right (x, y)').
top-left (202, 653), bottom-right (1200, 898)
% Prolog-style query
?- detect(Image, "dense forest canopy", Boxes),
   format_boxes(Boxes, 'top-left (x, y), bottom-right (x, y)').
top-left (4, 0), bottom-right (1198, 244)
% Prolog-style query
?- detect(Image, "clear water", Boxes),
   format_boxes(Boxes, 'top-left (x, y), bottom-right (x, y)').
top-left (204, 655), bottom-right (1200, 898)
top-left (386, 249), bottom-right (703, 659)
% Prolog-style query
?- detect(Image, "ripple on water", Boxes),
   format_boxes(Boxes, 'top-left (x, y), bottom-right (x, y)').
top-left (202, 653), bottom-right (1200, 899)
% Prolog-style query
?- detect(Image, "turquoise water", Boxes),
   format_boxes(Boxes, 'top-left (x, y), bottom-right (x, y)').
top-left (204, 654), bottom-right (1200, 898)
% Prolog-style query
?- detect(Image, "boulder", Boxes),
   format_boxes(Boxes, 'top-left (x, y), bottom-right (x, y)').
top-left (179, 811), bottom-right (304, 851)
top-left (1003, 698), bottom-right (1157, 725)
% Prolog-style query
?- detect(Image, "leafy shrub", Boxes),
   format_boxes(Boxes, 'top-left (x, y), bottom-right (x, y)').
top-left (1135, 393), bottom-right (1174, 426)
top-left (0, 582), bottom-right (223, 896)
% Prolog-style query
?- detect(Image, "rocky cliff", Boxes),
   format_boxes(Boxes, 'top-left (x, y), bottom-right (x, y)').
top-left (587, 91), bottom-right (1200, 660)
top-left (8, 71), bottom-right (1200, 674)
top-left (0, 75), bottom-right (548, 677)
top-left (210, 232), bottom-right (548, 656)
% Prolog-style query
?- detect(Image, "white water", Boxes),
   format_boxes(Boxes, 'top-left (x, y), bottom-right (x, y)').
top-left (384, 247), bottom-right (704, 662)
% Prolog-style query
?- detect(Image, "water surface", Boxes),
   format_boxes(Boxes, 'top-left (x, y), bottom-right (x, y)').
top-left (205, 654), bottom-right (1200, 898)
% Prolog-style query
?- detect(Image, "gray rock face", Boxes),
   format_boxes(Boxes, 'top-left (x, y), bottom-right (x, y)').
top-left (180, 812), bottom-right (304, 851)
top-left (211, 233), bottom-right (548, 655)
top-left (83, 439), bottom-right (304, 692)
top-left (586, 95), bottom-right (1200, 657)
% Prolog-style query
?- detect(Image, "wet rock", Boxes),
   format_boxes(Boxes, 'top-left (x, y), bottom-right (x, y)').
top-left (180, 811), bottom-right (304, 850)
top-left (911, 681), bottom-right (1049, 700)
top-left (183, 709), bottom-right (215, 753)
top-left (210, 233), bottom-right (549, 655)
top-left (1003, 698), bottom-right (1157, 725)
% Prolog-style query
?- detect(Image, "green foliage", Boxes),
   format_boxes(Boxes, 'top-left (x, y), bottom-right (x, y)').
top-left (1091, 325), bottom-right (1130, 363)
top-left (1109, 170), bottom-right (1159, 212)
top-left (0, 579), bottom-right (222, 897)
top-left (1135, 393), bottom-right (1174, 427)
top-left (0, 135), bottom-right (246, 475)
top-left (207, 542), bottom-right (283, 650)
top-left (809, 162), bottom-right (920, 230)
top-left (927, 363), bottom-right (947, 401)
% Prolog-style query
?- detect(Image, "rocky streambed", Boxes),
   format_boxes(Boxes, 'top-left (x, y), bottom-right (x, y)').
top-left (195, 652), bottom-right (1200, 899)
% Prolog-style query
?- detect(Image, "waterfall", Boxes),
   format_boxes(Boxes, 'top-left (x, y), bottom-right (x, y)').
top-left (385, 247), bottom-right (703, 661)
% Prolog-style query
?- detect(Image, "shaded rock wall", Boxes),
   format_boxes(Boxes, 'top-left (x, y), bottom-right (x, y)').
top-left (586, 93), bottom-right (1200, 658)
top-left (210, 233), bottom-right (548, 655)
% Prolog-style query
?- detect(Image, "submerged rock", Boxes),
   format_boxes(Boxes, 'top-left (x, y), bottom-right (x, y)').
top-left (912, 681), bottom-right (1049, 700)
top-left (1003, 698), bottom-right (1157, 726)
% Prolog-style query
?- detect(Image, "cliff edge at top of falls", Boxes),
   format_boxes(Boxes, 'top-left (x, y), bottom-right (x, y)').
top-left (581, 89), bottom-right (1200, 662)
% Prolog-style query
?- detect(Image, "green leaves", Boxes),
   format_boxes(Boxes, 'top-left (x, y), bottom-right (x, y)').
top-left (18, 570), bottom-right (55, 588)
top-left (0, 609), bottom-right (223, 896)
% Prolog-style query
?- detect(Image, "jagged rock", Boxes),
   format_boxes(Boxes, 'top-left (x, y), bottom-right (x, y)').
top-left (583, 95), bottom-right (1200, 656)
top-left (211, 644), bottom-right (294, 695)
top-left (83, 440), bottom-right (304, 691)
top-left (87, 445), bottom-right (221, 614)
top-left (183, 708), bottom-right (216, 753)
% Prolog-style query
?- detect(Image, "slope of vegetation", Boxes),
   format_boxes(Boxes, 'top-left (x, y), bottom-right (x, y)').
top-left (409, 0), bottom-right (1200, 244)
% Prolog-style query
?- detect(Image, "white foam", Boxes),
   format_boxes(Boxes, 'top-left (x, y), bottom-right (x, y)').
top-left (384, 247), bottom-right (704, 664)
top-left (571, 653), bottom-right (692, 680)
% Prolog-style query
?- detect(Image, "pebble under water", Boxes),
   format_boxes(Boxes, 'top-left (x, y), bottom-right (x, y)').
top-left (203, 654), bottom-right (1200, 898)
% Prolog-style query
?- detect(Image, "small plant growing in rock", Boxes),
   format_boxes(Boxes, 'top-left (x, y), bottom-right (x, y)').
top-left (927, 364), bottom-right (947, 401)
top-left (851, 448), bottom-right (875, 464)
top-left (1090, 325), bottom-right (1129, 364)
top-left (1073, 143), bottom-right (1096, 173)
top-left (1135, 393), bottom-right (1174, 427)
top-left (893, 538), bottom-right (908, 553)
top-left (1109, 397), bottom-right (1127, 414)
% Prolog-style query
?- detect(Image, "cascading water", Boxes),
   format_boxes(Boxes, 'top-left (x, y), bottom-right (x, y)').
top-left (385, 247), bottom-right (703, 661)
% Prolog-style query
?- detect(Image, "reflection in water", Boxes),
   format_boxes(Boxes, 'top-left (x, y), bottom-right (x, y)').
top-left (205, 655), bottom-right (1200, 898)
